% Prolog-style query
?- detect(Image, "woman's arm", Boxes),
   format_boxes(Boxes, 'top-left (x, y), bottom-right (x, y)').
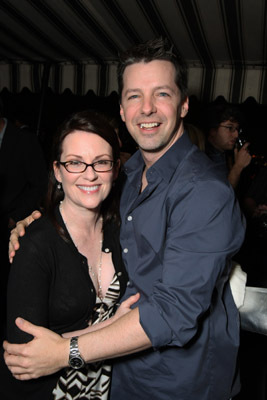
top-left (4, 306), bottom-right (152, 380)
top-left (7, 234), bottom-right (50, 344)
top-left (62, 293), bottom-right (140, 338)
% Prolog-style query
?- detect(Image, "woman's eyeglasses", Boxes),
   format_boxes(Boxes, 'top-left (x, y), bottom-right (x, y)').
top-left (58, 160), bottom-right (115, 173)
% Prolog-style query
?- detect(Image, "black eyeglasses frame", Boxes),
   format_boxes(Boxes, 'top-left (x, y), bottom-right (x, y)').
top-left (58, 160), bottom-right (116, 173)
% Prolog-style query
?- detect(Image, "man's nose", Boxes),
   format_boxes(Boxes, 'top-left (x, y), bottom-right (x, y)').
top-left (141, 95), bottom-right (156, 115)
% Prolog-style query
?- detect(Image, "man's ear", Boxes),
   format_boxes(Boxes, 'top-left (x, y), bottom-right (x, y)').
top-left (180, 97), bottom-right (189, 118)
top-left (209, 128), bottom-right (217, 139)
top-left (120, 104), bottom-right (126, 122)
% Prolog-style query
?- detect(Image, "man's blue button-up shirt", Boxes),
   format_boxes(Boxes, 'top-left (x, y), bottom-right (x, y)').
top-left (110, 132), bottom-right (245, 400)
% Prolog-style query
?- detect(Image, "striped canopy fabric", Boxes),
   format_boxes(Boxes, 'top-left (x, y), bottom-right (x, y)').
top-left (0, 0), bottom-right (267, 103)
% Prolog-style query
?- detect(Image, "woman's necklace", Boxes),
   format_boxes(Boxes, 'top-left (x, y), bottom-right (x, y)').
top-left (88, 236), bottom-right (104, 301)
top-left (59, 201), bottom-right (104, 301)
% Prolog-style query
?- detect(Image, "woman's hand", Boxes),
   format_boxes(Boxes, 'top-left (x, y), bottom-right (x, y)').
top-left (9, 211), bottom-right (42, 263)
top-left (114, 293), bottom-right (140, 320)
top-left (3, 317), bottom-right (69, 380)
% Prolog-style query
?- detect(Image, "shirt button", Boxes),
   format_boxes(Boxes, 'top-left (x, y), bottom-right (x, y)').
top-left (127, 281), bottom-right (131, 286)
top-left (104, 248), bottom-right (110, 253)
top-left (127, 215), bottom-right (132, 221)
top-left (117, 272), bottom-right (122, 276)
top-left (123, 248), bottom-right (128, 253)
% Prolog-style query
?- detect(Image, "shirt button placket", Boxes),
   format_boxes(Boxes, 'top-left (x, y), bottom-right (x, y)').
top-left (123, 215), bottom-right (132, 258)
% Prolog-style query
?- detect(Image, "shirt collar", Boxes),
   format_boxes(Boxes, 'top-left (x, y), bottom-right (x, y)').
top-left (124, 131), bottom-right (193, 184)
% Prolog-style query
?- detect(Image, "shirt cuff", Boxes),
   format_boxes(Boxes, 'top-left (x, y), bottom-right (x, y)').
top-left (139, 300), bottom-right (173, 348)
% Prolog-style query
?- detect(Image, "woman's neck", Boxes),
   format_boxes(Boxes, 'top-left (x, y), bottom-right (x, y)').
top-left (59, 200), bottom-right (102, 235)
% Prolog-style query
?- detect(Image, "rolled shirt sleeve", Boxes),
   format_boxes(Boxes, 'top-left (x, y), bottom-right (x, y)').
top-left (138, 178), bottom-right (245, 348)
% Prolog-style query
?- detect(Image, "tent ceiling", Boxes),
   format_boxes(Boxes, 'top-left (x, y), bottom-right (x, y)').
top-left (0, 0), bottom-right (267, 103)
top-left (0, 0), bottom-right (266, 65)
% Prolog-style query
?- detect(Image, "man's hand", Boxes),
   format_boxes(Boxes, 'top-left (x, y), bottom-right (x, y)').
top-left (234, 142), bottom-right (252, 169)
top-left (3, 318), bottom-right (69, 380)
top-left (9, 210), bottom-right (42, 263)
top-left (228, 143), bottom-right (252, 189)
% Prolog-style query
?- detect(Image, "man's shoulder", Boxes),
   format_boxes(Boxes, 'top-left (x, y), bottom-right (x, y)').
top-left (4, 121), bottom-right (34, 146)
top-left (181, 146), bottom-right (229, 185)
top-left (2, 120), bottom-right (19, 140)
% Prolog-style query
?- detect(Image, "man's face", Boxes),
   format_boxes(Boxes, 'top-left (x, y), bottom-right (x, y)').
top-left (209, 120), bottom-right (239, 151)
top-left (120, 60), bottom-right (188, 161)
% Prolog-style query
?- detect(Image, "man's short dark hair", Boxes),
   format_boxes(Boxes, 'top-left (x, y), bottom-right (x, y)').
top-left (206, 104), bottom-right (245, 131)
top-left (117, 37), bottom-right (188, 102)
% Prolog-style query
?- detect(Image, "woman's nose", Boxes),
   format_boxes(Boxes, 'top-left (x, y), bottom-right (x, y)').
top-left (83, 165), bottom-right (98, 179)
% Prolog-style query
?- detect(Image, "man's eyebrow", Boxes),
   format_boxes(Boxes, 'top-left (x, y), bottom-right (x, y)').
top-left (123, 86), bottom-right (175, 96)
top-left (123, 88), bottom-right (141, 96)
top-left (154, 85), bottom-right (176, 93)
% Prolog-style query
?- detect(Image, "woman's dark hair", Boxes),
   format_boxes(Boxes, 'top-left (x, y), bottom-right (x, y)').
top-left (117, 37), bottom-right (188, 102)
top-left (45, 110), bottom-right (122, 238)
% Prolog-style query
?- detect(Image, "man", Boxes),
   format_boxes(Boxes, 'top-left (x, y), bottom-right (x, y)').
top-left (205, 104), bottom-right (252, 189)
top-left (4, 38), bottom-right (245, 400)
top-left (0, 98), bottom-right (48, 340)
top-left (0, 99), bottom-right (48, 229)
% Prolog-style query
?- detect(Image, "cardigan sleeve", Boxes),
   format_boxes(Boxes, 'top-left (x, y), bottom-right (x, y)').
top-left (6, 233), bottom-right (51, 344)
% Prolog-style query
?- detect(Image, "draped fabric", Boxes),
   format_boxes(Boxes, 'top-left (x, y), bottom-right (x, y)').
top-left (0, 0), bottom-right (267, 103)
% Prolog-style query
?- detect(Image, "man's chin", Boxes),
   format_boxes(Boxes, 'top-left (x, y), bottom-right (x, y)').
top-left (139, 142), bottom-right (167, 153)
top-left (223, 144), bottom-right (235, 151)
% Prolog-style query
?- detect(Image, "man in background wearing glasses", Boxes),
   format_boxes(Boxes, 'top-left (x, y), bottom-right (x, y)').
top-left (205, 104), bottom-right (251, 190)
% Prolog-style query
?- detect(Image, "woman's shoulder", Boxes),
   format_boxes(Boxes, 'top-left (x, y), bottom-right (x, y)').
top-left (26, 214), bottom-right (54, 234)
top-left (19, 214), bottom-right (59, 248)
top-left (13, 213), bottom-right (70, 273)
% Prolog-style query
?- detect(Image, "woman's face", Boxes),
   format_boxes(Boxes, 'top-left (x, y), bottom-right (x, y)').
top-left (54, 130), bottom-right (119, 213)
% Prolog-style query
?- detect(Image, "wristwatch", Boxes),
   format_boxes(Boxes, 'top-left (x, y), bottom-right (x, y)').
top-left (68, 336), bottom-right (85, 369)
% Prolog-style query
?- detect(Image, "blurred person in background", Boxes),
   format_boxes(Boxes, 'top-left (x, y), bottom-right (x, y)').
top-left (205, 104), bottom-right (251, 190)
top-left (0, 97), bottom-right (48, 341)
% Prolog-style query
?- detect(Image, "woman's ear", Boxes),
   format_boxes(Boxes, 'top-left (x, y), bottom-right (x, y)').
top-left (120, 104), bottom-right (126, 122)
top-left (53, 161), bottom-right (62, 183)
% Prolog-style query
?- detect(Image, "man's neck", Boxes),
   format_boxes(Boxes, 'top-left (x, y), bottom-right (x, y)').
top-left (207, 138), bottom-right (224, 153)
top-left (141, 125), bottom-right (184, 169)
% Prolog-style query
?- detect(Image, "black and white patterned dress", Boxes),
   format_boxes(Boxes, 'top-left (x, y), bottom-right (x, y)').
top-left (53, 273), bottom-right (120, 400)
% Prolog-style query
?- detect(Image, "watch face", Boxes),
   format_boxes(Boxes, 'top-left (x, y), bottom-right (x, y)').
top-left (70, 357), bottom-right (84, 369)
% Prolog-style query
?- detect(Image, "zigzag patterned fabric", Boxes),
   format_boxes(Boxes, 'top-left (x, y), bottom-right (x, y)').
top-left (53, 275), bottom-right (120, 400)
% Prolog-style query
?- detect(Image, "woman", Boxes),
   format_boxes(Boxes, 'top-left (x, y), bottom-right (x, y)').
top-left (0, 110), bottom-right (131, 399)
